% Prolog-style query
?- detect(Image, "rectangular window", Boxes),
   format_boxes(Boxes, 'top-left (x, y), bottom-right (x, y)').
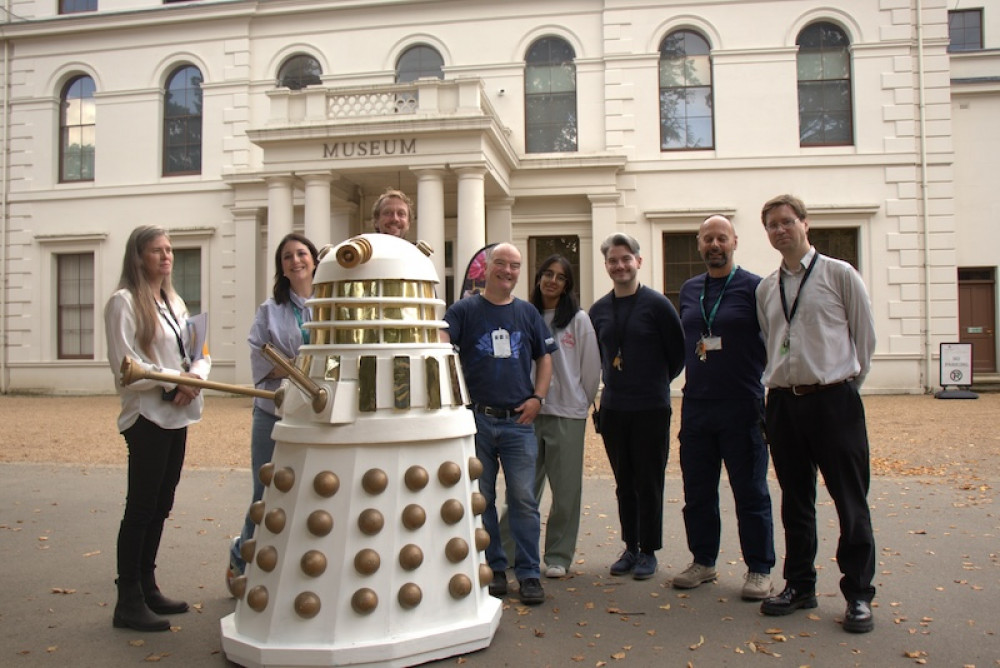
top-left (60, 0), bottom-right (97, 12)
top-left (172, 248), bottom-right (202, 315)
top-left (948, 9), bottom-right (983, 52)
top-left (57, 253), bottom-right (95, 359)
top-left (809, 227), bottom-right (858, 269)
top-left (528, 236), bottom-right (581, 302)
top-left (661, 232), bottom-right (702, 312)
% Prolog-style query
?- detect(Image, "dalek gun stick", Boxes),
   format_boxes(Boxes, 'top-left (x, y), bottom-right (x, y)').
top-left (260, 342), bottom-right (328, 412)
top-left (119, 356), bottom-right (276, 400)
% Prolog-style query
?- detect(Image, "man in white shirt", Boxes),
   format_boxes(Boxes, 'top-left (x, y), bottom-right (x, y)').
top-left (755, 194), bottom-right (876, 634)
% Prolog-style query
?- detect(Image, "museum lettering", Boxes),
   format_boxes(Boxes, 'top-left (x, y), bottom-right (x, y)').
top-left (323, 138), bottom-right (416, 158)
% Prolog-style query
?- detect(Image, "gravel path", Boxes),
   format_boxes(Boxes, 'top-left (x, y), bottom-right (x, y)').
top-left (3, 393), bottom-right (998, 484)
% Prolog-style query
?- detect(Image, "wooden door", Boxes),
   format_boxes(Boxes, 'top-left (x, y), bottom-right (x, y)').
top-left (958, 269), bottom-right (996, 373)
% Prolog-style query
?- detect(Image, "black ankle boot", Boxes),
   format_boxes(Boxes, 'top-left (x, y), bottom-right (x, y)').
top-left (113, 579), bottom-right (171, 631)
top-left (141, 574), bottom-right (189, 615)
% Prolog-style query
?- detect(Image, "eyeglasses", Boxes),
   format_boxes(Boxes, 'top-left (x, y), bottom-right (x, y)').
top-left (764, 218), bottom-right (800, 232)
top-left (541, 270), bottom-right (567, 284)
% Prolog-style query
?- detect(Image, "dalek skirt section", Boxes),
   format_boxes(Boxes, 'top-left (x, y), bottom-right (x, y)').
top-left (221, 234), bottom-right (502, 668)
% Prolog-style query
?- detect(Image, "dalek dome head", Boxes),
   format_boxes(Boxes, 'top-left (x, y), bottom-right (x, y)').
top-left (309, 234), bottom-right (446, 347)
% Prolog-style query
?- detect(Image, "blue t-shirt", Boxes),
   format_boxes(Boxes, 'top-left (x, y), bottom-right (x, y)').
top-left (443, 295), bottom-right (557, 407)
top-left (678, 267), bottom-right (765, 400)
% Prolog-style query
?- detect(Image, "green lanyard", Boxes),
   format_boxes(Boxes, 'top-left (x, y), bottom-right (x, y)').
top-left (699, 265), bottom-right (737, 336)
top-left (292, 303), bottom-right (310, 345)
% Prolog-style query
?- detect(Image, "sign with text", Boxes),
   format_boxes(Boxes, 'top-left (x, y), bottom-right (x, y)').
top-left (939, 342), bottom-right (973, 387)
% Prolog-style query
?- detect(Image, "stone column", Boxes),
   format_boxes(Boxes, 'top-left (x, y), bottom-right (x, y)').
top-left (414, 167), bottom-right (447, 286)
top-left (454, 165), bottom-right (487, 302)
top-left (266, 175), bottom-right (295, 257)
top-left (588, 193), bottom-right (620, 302)
top-left (301, 173), bottom-right (333, 247)
top-left (231, 206), bottom-right (262, 385)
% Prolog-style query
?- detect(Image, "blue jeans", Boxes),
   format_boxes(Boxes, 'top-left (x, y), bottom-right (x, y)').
top-left (474, 411), bottom-right (541, 581)
top-left (230, 406), bottom-right (278, 571)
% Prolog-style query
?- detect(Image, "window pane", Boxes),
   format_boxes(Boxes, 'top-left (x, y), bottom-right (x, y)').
top-left (528, 236), bottom-right (581, 302)
top-left (61, 76), bottom-right (96, 183)
top-left (60, 0), bottom-right (96, 14)
top-left (659, 30), bottom-right (714, 150)
top-left (173, 249), bottom-right (202, 315)
top-left (948, 10), bottom-right (983, 52)
top-left (57, 253), bottom-right (94, 359)
top-left (163, 66), bottom-right (203, 175)
top-left (662, 232), bottom-right (702, 310)
top-left (797, 22), bottom-right (853, 146)
top-left (525, 37), bottom-right (577, 154)
top-left (396, 45), bottom-right (444, 83)
top-left (278, 55), bottom-right (322, 90)
top-left (809, 228), bottom-right (858, 268)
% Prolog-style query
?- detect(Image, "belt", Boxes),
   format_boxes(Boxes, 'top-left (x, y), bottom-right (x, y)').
top-left (470, 403), bottom-right (518, 419)
top-left (774, 379), bottom-right (850, 396)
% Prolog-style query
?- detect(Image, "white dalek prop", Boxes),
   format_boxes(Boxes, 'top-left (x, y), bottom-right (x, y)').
top-left (219, 233), bottom-right (502, 668)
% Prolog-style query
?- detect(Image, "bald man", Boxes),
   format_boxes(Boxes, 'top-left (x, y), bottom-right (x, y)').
top-left (674, 215), bottom-right (774, 600)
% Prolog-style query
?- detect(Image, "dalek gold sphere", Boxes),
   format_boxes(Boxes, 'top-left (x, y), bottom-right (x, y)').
top-left (449, 574), bottom-right (473, 599)
top-left (294, 591), bottom-right (321, 619)
top-left (230, 575), bottom-right (248, 599)
top-left (471, 492), bottom-right (487, 515)
top-left (351, 588), bottom-right (378, 615)
top-left (248, 501), bottom-right (265, 526)
top-left (445, 537), bottom-right (469, 563)
top-left (479, 564), bottom-right (494, 587)
top-left (239, 538), bottom-right (256, 564)
top-left (468, 456), bottom-right (484, 481)
top-left (313, 470), bottom-right (340, 497)
top-left (358, 508), bottom-right (385, 535)
top-left (362, 468), bottom-right (389, 495)
top-left (404, 465), bottom-right (429, 491)
top-left (259, 462), bottom-right (275, 487)
top-left (401, 504), bottom-right (426, 530)
top-left (264, 508), bottom-right (287, 534)
top-left (301, 550), bottom-right (328, 577)
top-left (273, 466), bottom-right (296, 493)
top-left (247, 585), bottom-right (269, 612)
top-left (354, 548), bottom-right (381, 575)
top-left (256, 545), bottom-right (278, 572)
top-left (440, 499), bottom-right (465, 525)
top-left (306, 509), bottom-right (334, 537)
top-left (475, 528), bottom-right (490, 551)
top-left (398, 583), bottom-right (423, 609)
top-left (437, 461), bottom-right (462, 487)
top-left (398, 543), bottom-right (424, 571)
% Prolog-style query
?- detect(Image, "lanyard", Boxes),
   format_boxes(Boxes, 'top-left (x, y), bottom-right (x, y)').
top-left (159, 290), bottom-right (190, 370)
top-left (699, 265), bottom-right (737, 335)
top-left (778, 253), bottom-right (819, 325)
top-left (292, 303), bottom-right (310, 345)
top-left (610, 287), bottom-right (640, 371)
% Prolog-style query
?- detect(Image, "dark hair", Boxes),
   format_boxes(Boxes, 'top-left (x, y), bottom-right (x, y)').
top-left (761, 194), bottom-right (808, 225)
top-left (600, 232), bottom-right (640, 258)
top-left (530, 254), bottom-right (579, 330)
top-left (272, 233), bottom-right (320, 304)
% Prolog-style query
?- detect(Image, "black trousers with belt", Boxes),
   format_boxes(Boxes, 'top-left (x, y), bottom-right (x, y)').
top-left (765, 383), bottom-right (876, 602)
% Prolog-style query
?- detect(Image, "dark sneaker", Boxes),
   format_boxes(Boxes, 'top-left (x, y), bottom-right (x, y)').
top-left (632, 552), bottom-right (657, 580)
top-left (610, 549), bottom-right (638, 576)
top-left (488, 570), bottom-right (508, 598)
top-left (518, 578), bottom-right (545, 605)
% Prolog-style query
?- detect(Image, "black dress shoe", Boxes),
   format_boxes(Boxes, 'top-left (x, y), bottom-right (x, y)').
top-left (843, 599), bottom-right (874, 633)
top-left (760, 585), bottom-right (818, 616)
top-left (488, 570), bottom-right (508, 598)
top-left (518, 578), bottom-right (545, 605)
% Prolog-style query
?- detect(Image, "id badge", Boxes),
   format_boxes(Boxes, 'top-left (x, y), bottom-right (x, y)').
top-left (491, 328), bottom-right (512, 358)
top-left (702, 335), bottom-right (722, 351)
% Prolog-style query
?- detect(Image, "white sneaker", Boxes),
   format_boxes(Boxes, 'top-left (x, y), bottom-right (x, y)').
top-left (741, 572), bottom-right (772, 600)
top-left (672, 562), bottom-right (718, 589)
top-left (544, 564), bottom-right (567, 578)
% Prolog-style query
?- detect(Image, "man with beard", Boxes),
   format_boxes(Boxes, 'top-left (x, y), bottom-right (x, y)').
top-left (589, 233), bottom-right (685, 581)
top-left (673, 215), bottom-right (775, 600)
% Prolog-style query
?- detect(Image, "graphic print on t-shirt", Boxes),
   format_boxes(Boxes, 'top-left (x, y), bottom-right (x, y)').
top-left (477, 329), bottom-right (523, 359)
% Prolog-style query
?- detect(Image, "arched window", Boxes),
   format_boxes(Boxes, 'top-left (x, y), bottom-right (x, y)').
top-left (396, 45), bottom-right (444, 83)
top-left (277, 55), bottom-right (322, 90)
top-left (797, 22), bottom-right (853, 146)
top-left (60, 76), bottom-right (96, 182)
top-left (659, 30), bottom-right (713, 150)
top-left (525, 37), bottom-right (577, 153)
top-left (163, 65), bottom-right (203, 176)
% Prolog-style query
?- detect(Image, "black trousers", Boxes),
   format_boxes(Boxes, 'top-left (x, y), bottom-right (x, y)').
top-left (599, 407), bottom-right (670, 553)
top-left (117, 415), bottom-right (187, 584)
top-left (766, 383), bottom-right (876, 602)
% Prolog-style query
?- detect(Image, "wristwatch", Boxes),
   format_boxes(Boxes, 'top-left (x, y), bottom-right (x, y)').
top-left (530, 394), bottom-right (545, 406)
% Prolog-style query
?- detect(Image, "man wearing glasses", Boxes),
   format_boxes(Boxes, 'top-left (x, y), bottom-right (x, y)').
top-left (755, 194), bottom-right (877, 634)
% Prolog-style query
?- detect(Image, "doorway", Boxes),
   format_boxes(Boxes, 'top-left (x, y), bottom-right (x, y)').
top-left (958, 267), bottom-right (996, 373)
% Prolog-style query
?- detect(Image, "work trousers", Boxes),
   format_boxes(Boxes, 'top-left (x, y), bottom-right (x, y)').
top-left (117, 415), bottom-right (187, 584)
top-left (533, 414), bottom-right (586, 570)
top-left (679, 396), bottom-right (775, 573)
top-left (599, 406), bottom-right (671, 553)
top-left (766, 383), bottom-right (876, 602)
